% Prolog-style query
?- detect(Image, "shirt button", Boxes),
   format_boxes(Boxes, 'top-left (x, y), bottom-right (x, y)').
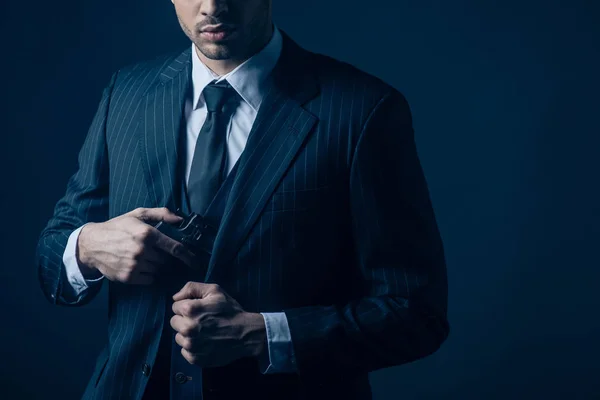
top-left (174, 372), bottom-right (189, 384)
top-left (141, 363), bottom-right (151, 377)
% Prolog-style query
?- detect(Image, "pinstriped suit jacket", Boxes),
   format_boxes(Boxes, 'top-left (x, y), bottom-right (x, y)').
top-left (36, 29), bottom-right (449, 400)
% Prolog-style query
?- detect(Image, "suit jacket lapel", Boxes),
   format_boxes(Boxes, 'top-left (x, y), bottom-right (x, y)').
top-left (205, 31), bottom-right (320, 281)
top-left (137, 48), bottom-right (192, 210)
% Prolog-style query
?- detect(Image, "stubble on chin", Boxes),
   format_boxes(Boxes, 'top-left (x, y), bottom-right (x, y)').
top-left (196, 40), bottom-right (236, 60)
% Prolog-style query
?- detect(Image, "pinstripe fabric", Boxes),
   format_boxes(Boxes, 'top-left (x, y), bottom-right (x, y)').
top-left (36, 29), bottom-right (448, 400)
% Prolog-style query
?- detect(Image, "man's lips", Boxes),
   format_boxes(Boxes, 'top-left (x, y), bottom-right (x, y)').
top-left (201, 24), bottom-right (235, 33)
top-left (200, 25), bottom-right (237, 41)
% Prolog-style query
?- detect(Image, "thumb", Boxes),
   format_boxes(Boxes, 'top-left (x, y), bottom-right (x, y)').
top-left (173, 282), bottom-right (215, 301)
top-left (130, 207), bottom-right (183, 224)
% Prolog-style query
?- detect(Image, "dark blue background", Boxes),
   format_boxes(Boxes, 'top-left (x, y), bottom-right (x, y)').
top-left (1, 0), bottom-right (599, 399)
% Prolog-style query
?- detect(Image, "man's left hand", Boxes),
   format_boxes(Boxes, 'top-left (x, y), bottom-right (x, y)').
top-left (170, 282), bottom-right (267, 367)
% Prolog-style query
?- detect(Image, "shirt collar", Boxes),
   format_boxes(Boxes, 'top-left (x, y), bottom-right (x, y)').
top-left (191, 24), bottom-right (282, 112)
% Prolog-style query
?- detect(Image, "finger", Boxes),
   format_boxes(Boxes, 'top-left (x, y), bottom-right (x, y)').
top-left (173, 282), bottom-right (217, 301)
top-left (172, 299), bottom-right (203, 317)
top-left (175, 332), bottom-right (196, 351)
top-left (181, 348), bottom-right (197, 365)
top-left (131, 207), bottom-right (184, 224)
top-left (150, 231), bottom-right (196, 267)
top-left (180, 348), bottom-right (212, 366)
top-left (170, 315), bottom-right (197, 337)
top-left (181, 348), bottom-right (229, 368)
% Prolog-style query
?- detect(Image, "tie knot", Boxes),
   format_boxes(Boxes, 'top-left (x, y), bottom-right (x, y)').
top-left (202, 80), bottom-right (238, 113)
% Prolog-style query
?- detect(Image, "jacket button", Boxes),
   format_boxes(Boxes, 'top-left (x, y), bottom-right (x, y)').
top-left (141, 363), bottom-right (151, 377)
top-left (174, 372), bottom-right (189, 384)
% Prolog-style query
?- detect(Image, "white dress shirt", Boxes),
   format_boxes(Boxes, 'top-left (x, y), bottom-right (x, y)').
top-left (62, 24), bottom-right (296, 374)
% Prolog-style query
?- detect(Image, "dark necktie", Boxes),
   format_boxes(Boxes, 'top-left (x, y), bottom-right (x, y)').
top-left (187, 80), bottom-right (238, 215)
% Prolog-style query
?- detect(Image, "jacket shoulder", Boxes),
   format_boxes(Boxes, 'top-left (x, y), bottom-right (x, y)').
top-left (111, 47), bottom-right (190, 92)
top-left (308, 51), bottom-right (399, 101)
top-left (305, 51), bottom-right (407, 127)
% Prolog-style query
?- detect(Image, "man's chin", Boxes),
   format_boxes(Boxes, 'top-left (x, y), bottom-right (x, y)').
top-left (195, 43), bottom-right (237, 61)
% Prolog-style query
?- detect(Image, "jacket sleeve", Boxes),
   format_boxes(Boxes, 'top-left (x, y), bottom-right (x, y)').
top-left (283, 89), bottom-right (449, 383)
top-left (36, 71), bottom-right (118, 306)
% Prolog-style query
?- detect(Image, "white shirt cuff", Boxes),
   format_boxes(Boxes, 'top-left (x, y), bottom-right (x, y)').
top-left (63, 224), bottom-right (104, 297)
top-left (258, 312), bottom-right (297, 374)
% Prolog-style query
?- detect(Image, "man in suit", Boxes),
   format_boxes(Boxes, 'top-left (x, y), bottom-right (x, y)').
top-left (36, 0), bottom-right (449, 399)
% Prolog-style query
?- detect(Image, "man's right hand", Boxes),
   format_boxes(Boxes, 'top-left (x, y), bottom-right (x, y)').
top-left (76, 207), bottom-right (196, 285)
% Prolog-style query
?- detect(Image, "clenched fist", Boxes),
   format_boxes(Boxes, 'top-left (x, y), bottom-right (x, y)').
top-left (76, 207), bottom-right (196, 284)
top-left (170, 282), bottom-right (267, 368)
